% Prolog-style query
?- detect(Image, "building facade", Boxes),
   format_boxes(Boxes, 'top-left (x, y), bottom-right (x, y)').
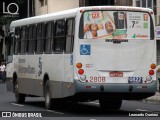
top-left (132, 0), bottom-right (159, 25)
top-left (35, 0), bottom-right (79, 15)
top-left (34, 0), bottom-right (133, 16)
top-left (34, 0), bottom-right (159, 25)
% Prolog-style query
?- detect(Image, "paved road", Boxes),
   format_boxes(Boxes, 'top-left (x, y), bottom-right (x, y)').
top-left (0, 83), bottom-right (159, 120)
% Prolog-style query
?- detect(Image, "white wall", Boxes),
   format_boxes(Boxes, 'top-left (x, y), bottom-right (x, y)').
top-left (35, 0), bottom-right (79, 15)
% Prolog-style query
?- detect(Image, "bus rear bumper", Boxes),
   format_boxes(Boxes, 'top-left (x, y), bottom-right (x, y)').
top-left (74, 80), bottom-right (157, 100)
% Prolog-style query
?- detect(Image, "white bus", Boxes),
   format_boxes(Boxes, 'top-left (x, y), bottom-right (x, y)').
top-left (6, 6), bottom-right (157, 110)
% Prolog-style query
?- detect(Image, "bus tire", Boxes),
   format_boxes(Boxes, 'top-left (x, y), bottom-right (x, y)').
top-left (14, 80), bottom-right (25, 104)
top-left (99, 99), bottom-right (122, 111)
top-left (44, 80), bottom-right (53, 110)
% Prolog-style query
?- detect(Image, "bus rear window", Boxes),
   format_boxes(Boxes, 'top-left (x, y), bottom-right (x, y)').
top-left (80, 11), bottom-right (154, 40)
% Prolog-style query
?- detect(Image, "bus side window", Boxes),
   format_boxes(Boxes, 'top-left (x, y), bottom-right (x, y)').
top-left (150, 16), bottom-right (154, 40)
top-left (6, 34), bottom-right (13, 63)
top-left (20, 26), bottom-right (28, 54)
top-left (28, 25), bottom-right (34, 54)
top-left (7, 34), bottom-right (14, 56)
top-left (44, 22), bottom-right (53, 53)
top-left (14, 27), bottom-right (20, 55)
top-left (25, 27), bottom-right (28, 54)
top-left (36, 23), bottom-right (44, 53)
top-left (33, 24), bottom-right (37, 53)
top-left (65, 18), bottom-right (75, 54)
top-left (54, 20), bottom-right (65, 53)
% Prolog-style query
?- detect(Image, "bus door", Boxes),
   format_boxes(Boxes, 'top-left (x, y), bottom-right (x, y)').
top-left (63, 18), bottom-right (75, 96)
top-left (64, 54), bottom-right (74, 82)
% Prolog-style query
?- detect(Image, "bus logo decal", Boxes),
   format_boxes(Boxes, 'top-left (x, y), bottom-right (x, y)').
top-left (80, 45), bottom-right (91, 55)
top-left (38, 57), bottom-right (42, 76)
top-left (70, 55), bottom-right (73, 65)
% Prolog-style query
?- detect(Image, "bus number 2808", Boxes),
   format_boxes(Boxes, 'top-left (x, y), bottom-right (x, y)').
top-left (89, 76), bottom-right (106, 83)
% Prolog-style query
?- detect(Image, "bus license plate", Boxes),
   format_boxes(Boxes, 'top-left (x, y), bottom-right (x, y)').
top-left (128, 77), bottom-right (143, 84)
top-left (109, 72), bottom-right (123, 77)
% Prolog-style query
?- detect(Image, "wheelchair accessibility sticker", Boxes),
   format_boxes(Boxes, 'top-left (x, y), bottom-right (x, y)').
top-left (80, 44), bottom-right (91, 55)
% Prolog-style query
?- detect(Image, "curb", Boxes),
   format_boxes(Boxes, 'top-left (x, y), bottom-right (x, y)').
top-left (143, 99), bottom-right (160, 104)
top-left (142, 92), bottom-right (160, 104)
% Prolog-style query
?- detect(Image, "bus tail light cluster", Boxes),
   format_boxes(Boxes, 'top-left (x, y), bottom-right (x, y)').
top-left (80, 75), bottom-right (86, 81)
top-left (146, 75), bottom-right (152, 81)
top-left (80, 10), bottom-right (83, 13)
top-left (76, 63), bottom-right (82, 69)
top-left (76, 62), bottom-right (86, 81)
top-left (150, 12), bottom-right (154, 15)
top-left (147, 63), bottom-right (156, 82)
top-left (149, 70), bottom-right (154, 75)
top-left (78, 69), bottom-right (84, 75)
top-left (150, 63), bottom-right (156, 69)
top-left (149, 63), bottom-right (156, 75)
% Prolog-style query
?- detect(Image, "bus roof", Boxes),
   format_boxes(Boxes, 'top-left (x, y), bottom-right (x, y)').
top-left (10, 8), bottom-right (79, 28)
top-left (10, 6), bottom-right (153, 28)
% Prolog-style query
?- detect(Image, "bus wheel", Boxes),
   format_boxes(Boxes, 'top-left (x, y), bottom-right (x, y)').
top-left (44, 80), bottom-right (53, 110)
top-left (14, 80), bottom-right (25, 104)
top-left (99, 99), bottom-right (122, 111)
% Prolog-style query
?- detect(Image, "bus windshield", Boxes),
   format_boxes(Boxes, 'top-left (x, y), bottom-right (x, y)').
top-left (80, 11), bottom-right (154, 40)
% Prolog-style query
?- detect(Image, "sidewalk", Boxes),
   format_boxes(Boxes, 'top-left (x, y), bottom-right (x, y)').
top-left (143, 92), bottom-right (160, 104)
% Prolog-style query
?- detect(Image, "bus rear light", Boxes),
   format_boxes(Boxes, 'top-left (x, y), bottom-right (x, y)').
top-left (146, 75), bottom-right (152, 81)
top-left (80, 75), bottom-right (86, 81)
top-left (86, 86), bottom-right (91, 88)
top-left (149, 70), bottom-right (154, 75)
top-left (150, 63), bottom-right (156, 69)
top-left (78, 69), bottom-right (84, 75)
top-left (150, 12), bottom-right (154, 15)
top-left (80, 10), bottom-right (83, 13)
top-left (76, 63), bottom-right (82, 68)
